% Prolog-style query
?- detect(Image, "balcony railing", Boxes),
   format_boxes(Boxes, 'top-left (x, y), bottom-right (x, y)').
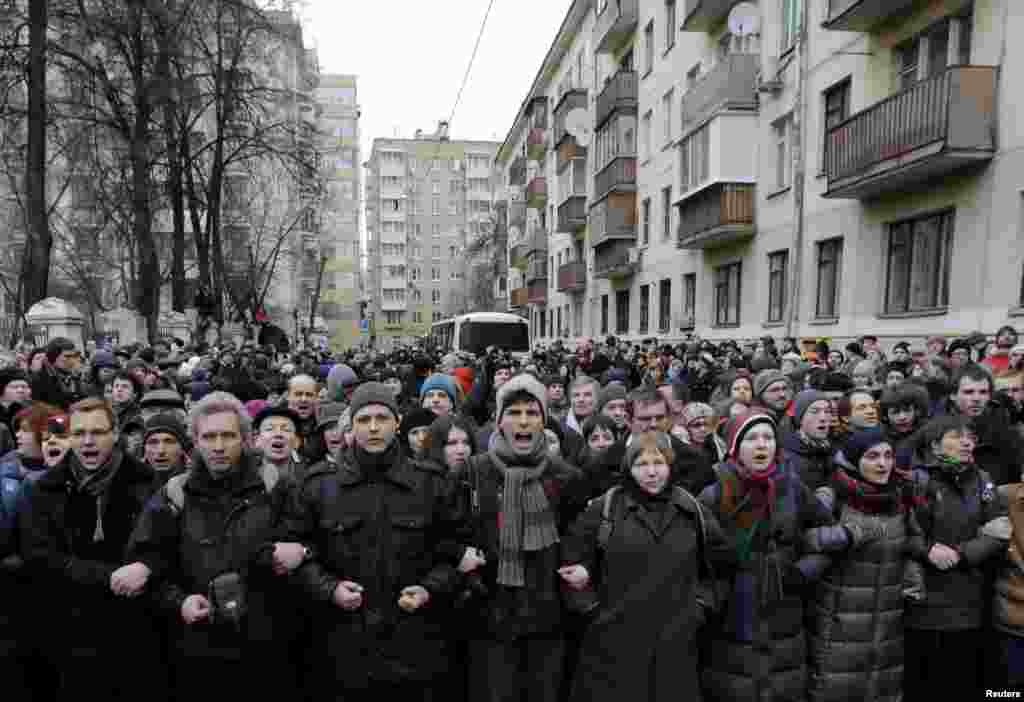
top-left (557, 195), bottom-right (587, 233)
top-left (596, 70), bottom-right (637, 129)
top-left (527, 96), bottom-right (548, 130)
top-left (680, 53), bottom-right (759, 131)
top-left (595, 0), bottom-right (638, 54)
top-left (554, 89), bottom-right (589, 146)
top-left (510, 287), bottom-right (528, 308)
top-left (527, 278), bottom-right (548, 305)
top-left (824, 66), bottom-right (997, 200)
top-left (823, 0), bottom-right (920, 32)
top-left (527, 127), bottom-right (547, 160)
top-left (681, 0), bottom-right (737, 31)
top-left (557, 261), bottom-right (586, 292)
top-left (677, 183), bottom-right (756, 249)
top-left (527, 176), bottom-right (547, 209)
top-left (594, 156), bottom-right (636, 201)
top-left (593, 241), bottom-right (640, 279)
top-left (510, 242), bottom-right (530, 270)
top-left (590, 191), bottom-right (637, 248)
top-left (509, 157), bottom-right (527, 186)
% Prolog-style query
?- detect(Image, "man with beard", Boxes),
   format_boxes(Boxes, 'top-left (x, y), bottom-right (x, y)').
top-left (253, 405), bottom-right (306, 482)
top-left (752, 369), bottom-right (793, 432)
top-left (20, 397), bottom-right (163, 699)
top-left (597, 383), bottom-right (629, 432)
top-left (983, 325), bottom-right (1018, 375)
top-left (286, 382), bottom-right (467, 701)
top-left (286, 374), bottom-right (325, 465)
top-left (142, 414), bottom-right (190, 487)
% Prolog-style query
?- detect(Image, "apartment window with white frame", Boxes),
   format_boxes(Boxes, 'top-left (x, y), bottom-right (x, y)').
top-left (641, 197), bottom-right (651, 246)
top-left (432, 198), bottom-right (440, 216)
top-left (679, 123), bottom-right (710, 193)
top-left (448, 201), bottom-right (457, 215)
top-left (815, 238), bottom-right (843, 319)
top-left (682, 273), bottom-right (696, 327)
top-left (665, 0), bottom-right (676, 51)
top-left (662, 186), bottom-right (672, 241)
top-left (642, 110), bottom-right (652, 161)
top-left (432, 289), bottom-right (441, 304)
top-left (432, 181), bottom-right (441, 195)
top-left (773, 115), bottom-right (792, 191)
top-left (432, 223), bottom-right (441, 237)
top-left (644, 20), bottom-right (654, 74)
top-left (885, 211), bottom-right (954, 314)
top-left (662, 89), bottom-right (674, 146)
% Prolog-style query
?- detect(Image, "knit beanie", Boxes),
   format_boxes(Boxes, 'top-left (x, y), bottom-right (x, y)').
top-left (398, 408), bottom-right (438, 440)
top-left (349, 381), bottom-right (400, 421)
top-left (326, 363), bottom-right (359, 402)
top-left (419, 373), bottom-right (458, 406)
top-left (724, 411), bottom-right (777, 459)
top-left (793, 389), bottom-right (828, 428)
top-left (496, 373), bottom-right (548, 424)
top-left (596, 382), bottom-right (628, 413)
top-left (754, 369), bottom-right (790, 401)
top-left (843, 428), bottom-right (887, 470)
top-left (316, 401), bottom-right (346, 431)
top-left (0, 367), bottom-right (28, 395)
top-left (681, 402), bottom-right (714, 425)
top-left (143, 413), bottom-right (190, 449)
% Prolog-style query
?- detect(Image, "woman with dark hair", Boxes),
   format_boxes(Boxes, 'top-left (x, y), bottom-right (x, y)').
top-left (425, 414), bottom-right (479, 473)
top-left (879, 382), bottom-right (929, 455)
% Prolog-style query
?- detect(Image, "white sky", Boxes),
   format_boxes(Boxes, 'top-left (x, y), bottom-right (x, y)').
top-left (301, 0), bottom-right (574, 159)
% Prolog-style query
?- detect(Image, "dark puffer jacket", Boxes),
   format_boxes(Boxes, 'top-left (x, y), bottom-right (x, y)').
top-left (698, 460), bottom-right (834, 702)
top-left (802, 465), bottom-right (920, 702)
top-left (905, 461), bottom-right (1006, 630)
top-left (781, 431), bottom-right (834, 491)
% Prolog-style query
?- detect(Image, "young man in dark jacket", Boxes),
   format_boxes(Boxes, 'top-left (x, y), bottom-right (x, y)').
top-left (286, 382), bottom-right (468, 702)
top-left (20, 397), bottom-right (162, 700)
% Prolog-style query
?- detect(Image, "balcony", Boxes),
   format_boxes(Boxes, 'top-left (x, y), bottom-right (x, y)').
top-left (527, 96), bottom-right (548, 131)
top-left (527, 224), bottom-right (548, 256)
top-left (527, 279), bottom-right (548, 305)
top-left (557, 261), bottom-right (586, 293)
top-left (509, 157), bottom-right (527, 186)
top-left (593, 240), bottom-right (640, 279)
top-left (594, 156), bottom-right (636, 201)
top-left (527, 127), bottom-right (547, 160)
top-left (595, 0), bottom-right (638, 54)
top-left (510, 242), bottom-right (530, 270)
top-left (677, 183), bottom-right (756, 249)
top-left (526, 255), bottom-right (547, 284)
top-left (822, 0), bottom-right (920, 32)
top-left (554, 89), bottom-right (589, 146)
top-left (824, 66), bottom-right (997, 200)
top-left (510, 287), bottom-right (528, 308)
top-left (526, 176), bottom-right (547, 209)
top-left (596, 70), bottom-right (637, 129)
top-left (590, 191), bottom-right (637, 248)
top-left (681, 0), bottom-right (738, 32)
top-left (557, 195), bottom-right (587, 233)
top-left (680, 53), bottom-right (759, 131)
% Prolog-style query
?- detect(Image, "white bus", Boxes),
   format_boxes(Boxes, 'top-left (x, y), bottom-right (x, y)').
top-left (429, 312), bottom-right (530, 357)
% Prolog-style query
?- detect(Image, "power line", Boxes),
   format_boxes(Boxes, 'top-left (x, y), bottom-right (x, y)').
top-left (447, 0), bottom-right (496, 126)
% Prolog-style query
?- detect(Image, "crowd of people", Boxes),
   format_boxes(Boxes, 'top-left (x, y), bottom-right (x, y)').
top-left (0, 327), bottom-right (1022, 701)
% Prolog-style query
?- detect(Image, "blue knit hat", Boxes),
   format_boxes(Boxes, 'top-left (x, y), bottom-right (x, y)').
top-left (843, 428), bottom-right (888, 469)
top-left (419, 373), bottom-right (458, 406)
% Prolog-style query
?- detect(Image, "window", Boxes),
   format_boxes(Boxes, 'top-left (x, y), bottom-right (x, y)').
top-left (432, 267), bottom-right (440, 281)
top-left (433, 311), bottom-right (443, 322)
top-left (894, 11), bottom-right (973, 90)
top-left (410, 266), bottom-right (421, 281)
top-left (773, 115), bottom-right (791, 191)
top-left (413, 311), bottom-right (422, 323)
top-left (641, 197), bottom-right (651, 246)
top-left (678, 123), bottom-right (709, 192)
top-left (448, 201), bottom-right (457, 215)
top-left (767, 250), bottom-right (788, 323)
top-left (662, 89), bottom-right (674, 145)
top-left (615, 289), bottom-right (630, 334)
top-left (600, 295), bottom-right (609, 334)
top-left (432, 289), bottom-right (441, 304)
top-left (432, 223), bottom-right (441, 237)
top-left (781, 0), bottom-right (801, 54)
top-left (661, 186), bottom-right (672, 241)
top-left (896, 38), bottom-right (920, 91)
top-left (449, 245), bottom-right (458, 258)
top-left (432, 181), bottom-right (441, 195)
top-left (432, 159), bottom-right (442, 171)
top-left (665, 0), bottom-right (676, 51)
top-left (432, 198), bottom-right (440, 216)
top-left (556, 307), bottom-right (562, 337)
top-left (642, 110), bottom-right (652, 160)
top-left (644, 20), bottom-right (654, 74)
top-left (885, 211), bottom-right (954, 314)
top-left (682, 273), bottom-right (696, 327)
top-left (639, 285), bottom-right (650, 333)
top-left (822, 79), bottom-right (850, 166)
top-left (815, 238), bottom-right (843, 318)
top-left (594, 113), bottom-right (637, 171)
top-left (431, 245), bottom-right (440, 258)
top-left (658, 279), bottom-right (671, 332)
top-left (450, 180), bottom-right (459, 195)
top-left (413, 290), bottom-right (422, 303)
top-left (714, 262), bottom-right (741, 326)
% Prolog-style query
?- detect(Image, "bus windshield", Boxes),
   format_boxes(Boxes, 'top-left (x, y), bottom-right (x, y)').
top-left (460, 321), bottom-right (529, 354)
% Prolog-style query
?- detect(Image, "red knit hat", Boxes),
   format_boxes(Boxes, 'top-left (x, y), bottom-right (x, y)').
top-left (724, 410), bottom-right (777, 459)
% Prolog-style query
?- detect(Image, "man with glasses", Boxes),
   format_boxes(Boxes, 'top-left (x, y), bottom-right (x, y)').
top-left (20, 397), bottom-right (163, 698)
top-left (30, 337), bottom-right (85, 410)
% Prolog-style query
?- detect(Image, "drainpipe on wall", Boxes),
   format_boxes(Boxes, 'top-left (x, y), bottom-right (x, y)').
top-left (785, 0), bottom-right (812, 339)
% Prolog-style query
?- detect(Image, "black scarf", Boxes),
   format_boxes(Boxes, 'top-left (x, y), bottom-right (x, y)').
top-left (68, 447), bottom-right (125, 543)
top-left (354, 441), bottom-right (400, 481)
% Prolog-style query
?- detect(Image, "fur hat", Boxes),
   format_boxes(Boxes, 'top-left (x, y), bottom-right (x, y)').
top-left (349, 381), bottom-right (400, 421)
top-left (496, 373), bottom-right (548, 424)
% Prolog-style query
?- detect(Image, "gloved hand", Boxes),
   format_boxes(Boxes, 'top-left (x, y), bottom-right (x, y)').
top-left (843, 518), bottom-right (886, 548)
top-left (814, 486), bottom-right (835, 513)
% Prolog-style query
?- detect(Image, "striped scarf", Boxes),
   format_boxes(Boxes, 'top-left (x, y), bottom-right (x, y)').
top-left (489, 431), bottom-right (559, 588)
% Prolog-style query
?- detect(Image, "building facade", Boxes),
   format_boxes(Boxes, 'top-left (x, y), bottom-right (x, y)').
top-left (365, 128), bottom-right (500, 350)
top-left (497, 0), bottom-right (1023, 347)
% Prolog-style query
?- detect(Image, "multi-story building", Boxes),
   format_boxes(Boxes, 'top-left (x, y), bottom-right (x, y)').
top-left (316, 74), bottom-right (362, 351)
top-left (497, 0), bottom-right (1024, 347)
top-left (365, 127), bottom-right (500, 350)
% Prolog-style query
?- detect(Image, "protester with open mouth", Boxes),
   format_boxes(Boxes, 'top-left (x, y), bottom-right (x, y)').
top-left (698, 411), bottom-right (834, 702)
top-left (252, 405), bottom-right (305, 482)
top-left (313, 401), bottom-right (347, 468)
top-left (142, 413), bottom-right (190, 486)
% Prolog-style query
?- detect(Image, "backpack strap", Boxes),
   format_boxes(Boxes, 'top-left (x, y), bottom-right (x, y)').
top-left (165, 471), bottom-right (192, 515)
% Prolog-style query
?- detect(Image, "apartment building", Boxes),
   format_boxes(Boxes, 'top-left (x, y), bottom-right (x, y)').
top-left (498, 0), bottom-right (1023, 346)
top-left (315, 74), bottom-right (362, 351)
top-left (365, 128), bottom-right (500, 350)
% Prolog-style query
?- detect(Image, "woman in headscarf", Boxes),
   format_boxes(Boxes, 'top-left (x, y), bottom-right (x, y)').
top-left (698, 411), bottom-right (835, 702)
top-left (560, 431), bottom-right (725, 702)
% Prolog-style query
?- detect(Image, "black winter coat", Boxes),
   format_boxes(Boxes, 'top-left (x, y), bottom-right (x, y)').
top-left (564, 484), bottom-right (726, 702)
top-left (128, 451), bottom-right (290, 660)
top-left (285, 445), bottom-right (467, 684)
top-left (781, 432), bottom-right (835, 490)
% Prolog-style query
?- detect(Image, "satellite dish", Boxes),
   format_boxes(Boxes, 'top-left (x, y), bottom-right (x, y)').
top-left (727, 2), bottom-right (761, 36)
top-left (564, 108), bottom-right (591, 147)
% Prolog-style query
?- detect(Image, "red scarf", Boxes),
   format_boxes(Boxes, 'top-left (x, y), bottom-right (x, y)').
top-left (736, 463), bottom-right (778, 527)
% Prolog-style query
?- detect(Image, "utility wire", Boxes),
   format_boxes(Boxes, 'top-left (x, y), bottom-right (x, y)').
top-left (447, 0), bottom-right (497, 126)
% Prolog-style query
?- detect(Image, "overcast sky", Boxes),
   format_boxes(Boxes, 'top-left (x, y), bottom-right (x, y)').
top-left (301, 0), bottom-right (574, 160)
